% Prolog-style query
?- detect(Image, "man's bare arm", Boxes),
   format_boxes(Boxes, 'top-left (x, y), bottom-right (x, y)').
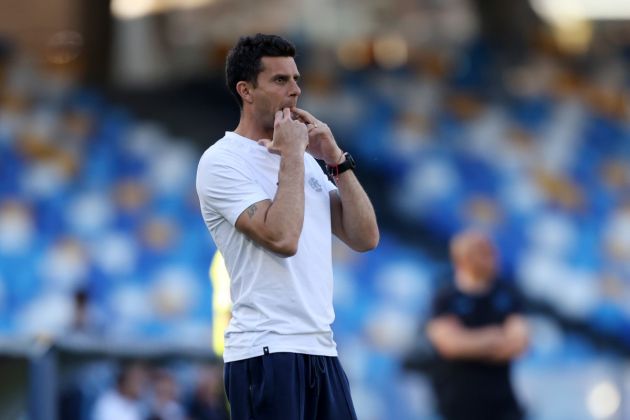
top-left (235, 108), bottom-right (308, 257)
top-left (427, 315), bottom-right (528, 362)
top-left (426, 316), bottom-right (506, 360)
top-left (289, 107), bottom-right (378, 251)
top-left (489, 315), bottom-right (529, 362)
top-left (330, 172), bottom-right (379, 251)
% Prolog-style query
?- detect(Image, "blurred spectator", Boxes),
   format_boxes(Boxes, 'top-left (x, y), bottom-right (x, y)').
top-left (186, 365), bottom-right (228, 420)
top-left (147, 369), bottom-right (186, 420)
top-left (66, 288), bottom-right (106, 339)
top-left (426, 229), bottom-right (529, 420)
top-left (57, 289), bottom-right (107, 420)
top-left (92, 363), bottom-right (148, 420)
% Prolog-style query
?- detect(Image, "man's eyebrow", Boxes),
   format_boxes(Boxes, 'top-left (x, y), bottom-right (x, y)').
top-left (269, 73), bottom-right (301, 80)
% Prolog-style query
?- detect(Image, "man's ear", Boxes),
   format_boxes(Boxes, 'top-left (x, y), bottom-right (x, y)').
top-left (236, 81), bottom-right (254, 104)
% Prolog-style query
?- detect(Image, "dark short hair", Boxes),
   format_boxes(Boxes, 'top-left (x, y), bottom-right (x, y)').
top-left (225, 33), bottom-right (296, 108)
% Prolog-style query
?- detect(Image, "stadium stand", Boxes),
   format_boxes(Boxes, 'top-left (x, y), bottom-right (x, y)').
top-left (2, 14), bottom-right (630, 419)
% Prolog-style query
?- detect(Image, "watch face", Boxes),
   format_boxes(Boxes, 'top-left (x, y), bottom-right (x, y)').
top-left (345, 153), bottom-right (356, 168)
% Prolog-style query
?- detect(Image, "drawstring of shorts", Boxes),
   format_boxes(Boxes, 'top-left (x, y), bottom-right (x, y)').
top-left (308, 355), bottom-right (327, 389)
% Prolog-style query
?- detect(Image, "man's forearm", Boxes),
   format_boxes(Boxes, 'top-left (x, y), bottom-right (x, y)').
top-left (435, 326), bottom-right (505, 360)
top-left (264, 153), bottom-right (305, 250)
top-left (427, 317), bottom-right (509, 360)
top-left (334, 171), bottom-right (379, 251)
top-left (489, 316), bottom-right (529, 362)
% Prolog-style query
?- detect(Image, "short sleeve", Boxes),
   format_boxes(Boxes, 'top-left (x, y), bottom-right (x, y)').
top-left (197, 157), bottom-right (270, 226)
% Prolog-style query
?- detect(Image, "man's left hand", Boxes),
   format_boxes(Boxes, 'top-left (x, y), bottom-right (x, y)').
top-left (291, 107), bottom-right (344, 166)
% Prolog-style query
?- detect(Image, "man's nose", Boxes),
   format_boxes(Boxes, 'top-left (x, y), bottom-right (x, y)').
top-left (289, 80), bottom-right (301, 97)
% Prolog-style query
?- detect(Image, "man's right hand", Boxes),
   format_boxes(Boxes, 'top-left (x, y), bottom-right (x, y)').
top-left (258, 108), bottom-right (308, 157)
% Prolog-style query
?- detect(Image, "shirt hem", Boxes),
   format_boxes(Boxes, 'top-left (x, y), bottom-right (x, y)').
top-left (223, 345), bottom-right (338, 363)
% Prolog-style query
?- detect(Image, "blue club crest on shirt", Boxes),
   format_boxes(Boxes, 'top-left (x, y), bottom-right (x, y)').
top-left (309, 177), bottom-right (323, 192)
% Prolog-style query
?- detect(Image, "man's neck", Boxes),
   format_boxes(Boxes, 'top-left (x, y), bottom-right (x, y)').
top-left (234, 115), bottom-right (272, 141)
top-left (455, 271), bottom-right (492, 295)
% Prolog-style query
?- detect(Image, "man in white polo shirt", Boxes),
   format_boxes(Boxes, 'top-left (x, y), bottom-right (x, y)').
top-left (196, 33), bottom-right (379, 420)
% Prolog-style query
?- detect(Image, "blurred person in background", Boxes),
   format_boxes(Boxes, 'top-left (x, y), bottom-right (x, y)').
top-left (196, 33), bottom-right (379, 420)
top-left (426, 229), bottom-right (528, 420)
top-left (66, 288), bottom-right (106, 339)
top-left (186, 365), bottom-right (228, 420)
top-left (58, 288), bottom-right (107, 420)
top-left (147, 369), bottom-right (186, 420)
top-left (92, 362), bottom-right (148, 420)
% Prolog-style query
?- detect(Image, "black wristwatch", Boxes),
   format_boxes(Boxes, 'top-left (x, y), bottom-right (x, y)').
top-left (327, 152), bottom-right (356, 178)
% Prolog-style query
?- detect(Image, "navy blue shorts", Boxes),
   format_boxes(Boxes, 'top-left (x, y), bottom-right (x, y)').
top-left (224, 351), bottom-right (358, 420)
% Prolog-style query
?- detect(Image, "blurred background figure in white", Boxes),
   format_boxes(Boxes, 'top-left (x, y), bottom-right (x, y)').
top-left (92, 363), bottom-right (148, 420)
top-left (147, 369), bottom-right (185, 420)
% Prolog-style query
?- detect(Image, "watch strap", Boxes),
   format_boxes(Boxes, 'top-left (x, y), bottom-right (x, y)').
top-left (327, 152), bottom-right (356, 179)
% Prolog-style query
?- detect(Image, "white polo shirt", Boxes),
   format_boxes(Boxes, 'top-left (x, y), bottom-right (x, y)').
top-left (196, 131), bottom-right (338, 362)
